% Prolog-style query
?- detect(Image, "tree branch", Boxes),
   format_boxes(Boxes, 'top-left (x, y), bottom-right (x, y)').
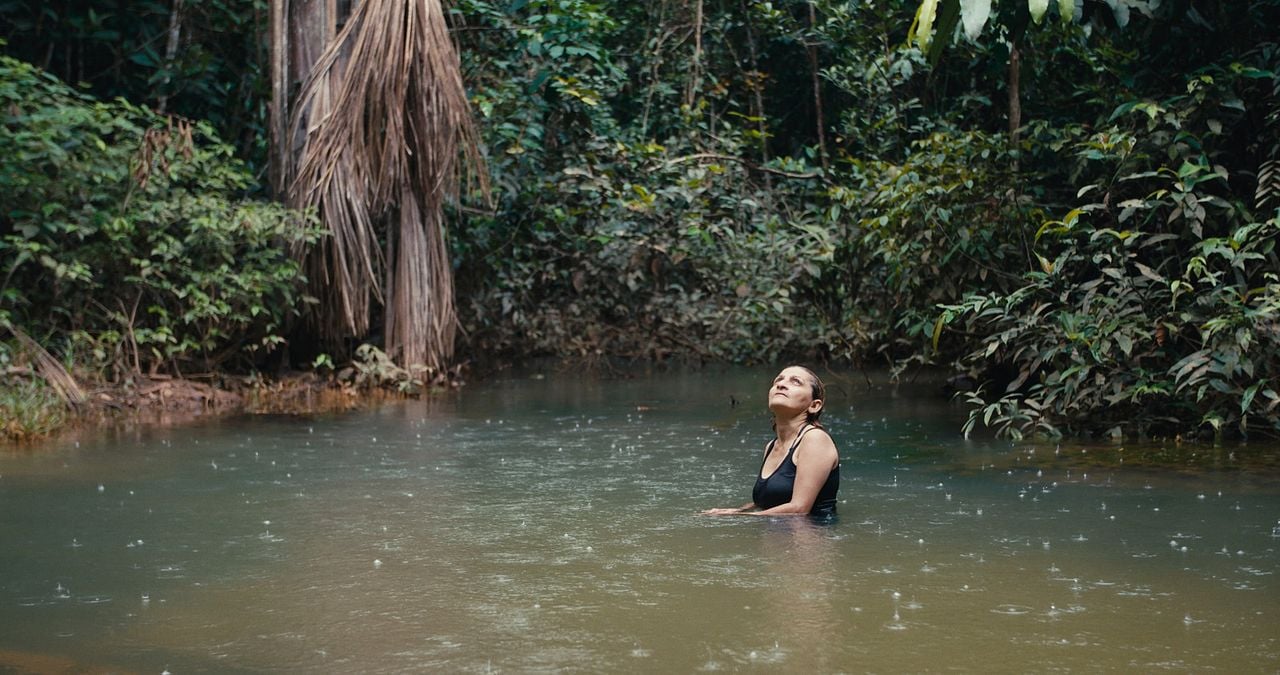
top-left (661, 153), bottom-right (822, 179)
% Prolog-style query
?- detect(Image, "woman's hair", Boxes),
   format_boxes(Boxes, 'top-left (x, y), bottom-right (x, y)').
top-left (796, 366), bottom-right (826, 426)
top-left (771, 365), bottom-right (826, 428)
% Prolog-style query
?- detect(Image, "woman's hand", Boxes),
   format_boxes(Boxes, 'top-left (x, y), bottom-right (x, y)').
top-left (702, 507), bottom-right (750, 516)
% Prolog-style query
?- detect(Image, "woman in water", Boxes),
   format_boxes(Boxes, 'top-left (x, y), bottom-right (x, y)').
top-left (703, 365), bottom-right (840, 518)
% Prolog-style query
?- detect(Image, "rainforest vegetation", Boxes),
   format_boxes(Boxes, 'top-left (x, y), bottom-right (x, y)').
top-left (1, 0), bottom-right (1277, 440)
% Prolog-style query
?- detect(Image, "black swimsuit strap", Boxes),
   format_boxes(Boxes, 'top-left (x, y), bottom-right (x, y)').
top-left (784, 424), bottom-right (815, 462)
top-left (759, 424), bottom-right (812, 470)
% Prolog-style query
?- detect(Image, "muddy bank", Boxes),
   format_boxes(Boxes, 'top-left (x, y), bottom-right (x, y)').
top-left (1, 371), bottom-right (417, 446)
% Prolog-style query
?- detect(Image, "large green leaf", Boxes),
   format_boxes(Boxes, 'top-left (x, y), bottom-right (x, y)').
top-left (1105, 0), bottom-right (1131, 28)
top-left (960, 0), bottom-right (992, 40)
top-left (912, 0), bottom-right (940, 52)
top-left (1058, 0), bottom-right (1075, 22)
top-left (1028, 0), bottom-right (1048, 24)
top-left (927, 0), bottom-right (963, 65)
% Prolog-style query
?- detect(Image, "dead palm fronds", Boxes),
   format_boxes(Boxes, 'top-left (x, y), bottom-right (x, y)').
top-left (7, 325), bottom-right (86, 408)
top-left (280, 0), bottom-right (486, 371)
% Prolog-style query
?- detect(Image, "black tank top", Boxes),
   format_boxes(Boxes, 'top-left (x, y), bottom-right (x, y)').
top-left (752, 425), bottom-right (839, 517)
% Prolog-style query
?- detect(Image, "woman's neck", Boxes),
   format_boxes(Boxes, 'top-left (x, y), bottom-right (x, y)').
top-left (774, 414), bottom-right (809, 447)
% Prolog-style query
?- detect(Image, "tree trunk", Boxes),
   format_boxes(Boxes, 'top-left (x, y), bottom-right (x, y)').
top-left (1008, 40), bottom-right (1021, 170)
top-left (157, 0), bottom-right (184, 113)
top-left (685, 0), bottom-right (704, 109)
top-left (386, 189), bottom-right (456, 370)
top-left (273, 0), bottom-right (485, 372)
top-left (806, 1), bottom-right (828, 171)
top-left (269, 0), bottom-right (289, 197)
top-left (739, 0), bottom-right (770, 186)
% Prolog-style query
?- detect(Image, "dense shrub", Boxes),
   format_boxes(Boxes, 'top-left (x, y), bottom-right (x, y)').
top-left (938, 53), bottom-right (1280, 439)
top-left (452, 0), bottom-right (835, 364)
top-left (4, 0), bottom-right (1278, 443)
top-left (0, 54), bottom-right (319, 379)
top-left (820, 127), bottom-right (1032, 368)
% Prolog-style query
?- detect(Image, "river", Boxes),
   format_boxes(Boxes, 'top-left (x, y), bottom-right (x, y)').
top-left (1, 366), bottom-right (1277, 672)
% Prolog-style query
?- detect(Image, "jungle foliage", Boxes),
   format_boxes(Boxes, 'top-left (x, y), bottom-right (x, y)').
top-left (0, 0), bottom-right (273, 176)
top-left (0, 52), bottom-right (317, 380)
top-left (2, 0), bottom-right (1278, 439)
top-left (445, 0), bottom-right (1280, 438)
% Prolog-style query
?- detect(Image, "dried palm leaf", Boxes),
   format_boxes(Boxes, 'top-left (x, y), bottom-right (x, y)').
top-left (283, 0), bottom-right (486, 370)
top-left (7, 326), bottom-right (86, 408)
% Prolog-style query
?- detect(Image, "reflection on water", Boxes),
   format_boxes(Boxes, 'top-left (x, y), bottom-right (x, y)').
top-left (1, 367), bottom-right (1278, 672)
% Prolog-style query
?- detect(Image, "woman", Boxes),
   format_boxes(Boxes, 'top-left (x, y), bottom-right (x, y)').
top-left (704, 366), bottom-right (840, 518)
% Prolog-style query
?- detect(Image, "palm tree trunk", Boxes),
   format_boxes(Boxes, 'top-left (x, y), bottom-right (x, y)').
top-left (275, 0), bottom-right (485, 371)
top-left (387, 188), bottom-right (456, 370)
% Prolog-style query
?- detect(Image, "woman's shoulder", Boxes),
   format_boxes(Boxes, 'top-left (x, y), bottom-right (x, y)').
top-left (797, 426), bottom-right (837, 456)
top-left (801, 425), bottom-right (834, 443)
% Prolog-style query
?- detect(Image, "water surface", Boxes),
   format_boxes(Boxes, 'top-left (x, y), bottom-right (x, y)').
top-left (1, 367), bottom-right (1278, 672)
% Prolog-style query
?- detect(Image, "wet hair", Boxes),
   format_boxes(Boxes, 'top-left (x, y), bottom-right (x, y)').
top-left (795, 365), bottom-right (826, 426)
top-left (771, 365), bottom-right (826, 428)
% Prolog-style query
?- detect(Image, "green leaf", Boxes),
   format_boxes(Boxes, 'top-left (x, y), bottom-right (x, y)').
top-left (1171, 349), bottom-right (1210, 383)
top-left (959, 0), bottom-right (992, 40)
top-left (128, 51), bottom-right (156, 68)
top-left (911, 0), bottom-right (940, 52)
top-left (1209, 379), bottom-right (1234, 395)
top-left (1242, 382), bottom-right (1260, 413)
top-left (1058, 0), bottom-right (1075, 22)
top-left (1115, 333), bottom-right (1133, 356)
top-left (1107, 0), bottom-right (1131, 27)
top-left (1028, 0), bottom-right (1048, 24)
top-left (1133, 262), bottom-right (1164, 283)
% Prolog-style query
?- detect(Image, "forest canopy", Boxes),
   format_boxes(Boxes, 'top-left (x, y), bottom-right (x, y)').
top-left (1, 0), bottom-right (1278, 439)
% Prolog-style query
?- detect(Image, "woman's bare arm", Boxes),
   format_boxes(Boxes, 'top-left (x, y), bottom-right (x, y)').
top-left (702, 501), bottom-right (757, 515)
top-left (748, 430), bottom-right (837, 516)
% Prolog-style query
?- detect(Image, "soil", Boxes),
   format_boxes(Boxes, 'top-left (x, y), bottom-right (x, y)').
top-left (3, 372), bottom-right (387, 447)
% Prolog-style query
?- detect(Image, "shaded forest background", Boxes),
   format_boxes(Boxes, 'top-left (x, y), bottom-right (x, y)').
top-left (1, 0), bottom-right (1278, 440)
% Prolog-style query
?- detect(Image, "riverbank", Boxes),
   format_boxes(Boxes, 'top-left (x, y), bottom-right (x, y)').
top-left (0, 370), bottom-right (443, 446)
top-left (0, 354), bottom-right (722, 446)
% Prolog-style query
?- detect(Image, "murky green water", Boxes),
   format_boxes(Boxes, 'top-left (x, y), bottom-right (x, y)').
top-left (2, 367), bottom-right (1278, 672)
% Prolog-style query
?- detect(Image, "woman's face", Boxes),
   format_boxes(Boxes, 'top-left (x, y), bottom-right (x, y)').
top-left (768, 366), bottom-right (821, 415)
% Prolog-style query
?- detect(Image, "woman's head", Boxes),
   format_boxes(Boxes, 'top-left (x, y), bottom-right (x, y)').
top-left (767, 365), bottom-right (826, 426)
